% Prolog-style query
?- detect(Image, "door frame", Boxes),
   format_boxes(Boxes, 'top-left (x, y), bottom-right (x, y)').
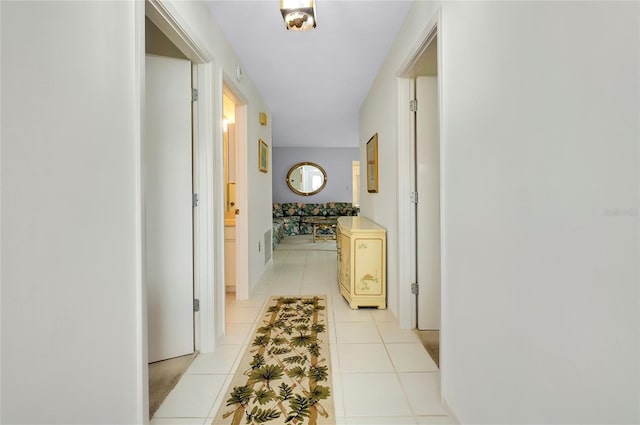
top-left (146, 0), bottom-right (217, 354)
top-left (145, 0), bottom-right (250, 349)
top-left (395, 4), bottom-right (447, 409)
top-left (221, 83), bottom-right (250, 301)
top-left (139, 0), bottom-right (253, 421)
top-left (396, 8), bottom-right (442, 330)
top-left (146, 0), bottom-right (218, 351)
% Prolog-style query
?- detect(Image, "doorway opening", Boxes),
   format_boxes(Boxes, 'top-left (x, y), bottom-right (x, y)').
top-left (144, 15), bottom-right (196, 417)
top-left (223, 89), bottom-right (239, 295)
top-left (413, 35), bottom-right (440, 366)
top-left (396, 15), bottom-right (442, 368)
top-left (413, 37), bottom-right (440, 331)
top-left (220, 82), bottom-right (250, 331)
top-left (352, 160), bottom-right (361, 208)
top-left (143, 4), bottom-right (225, 418)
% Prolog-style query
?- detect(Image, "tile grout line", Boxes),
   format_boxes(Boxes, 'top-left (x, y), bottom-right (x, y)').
top-left (154, 244), bottom-right (451, 424)
top-left (373, 312), bottom-right (423, 421)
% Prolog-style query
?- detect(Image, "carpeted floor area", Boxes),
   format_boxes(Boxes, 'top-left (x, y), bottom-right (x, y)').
top-left (415, 330), bottom-right (440, 367)
top-left (148, 352), bottom-right (197, 417)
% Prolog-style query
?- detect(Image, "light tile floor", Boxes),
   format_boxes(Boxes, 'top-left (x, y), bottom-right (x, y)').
top-left (151, 247), bottom-right (456, 425)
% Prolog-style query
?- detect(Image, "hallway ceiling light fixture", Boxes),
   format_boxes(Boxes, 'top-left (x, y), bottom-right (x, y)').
top-left (280, 0), bottom-right (317, 31)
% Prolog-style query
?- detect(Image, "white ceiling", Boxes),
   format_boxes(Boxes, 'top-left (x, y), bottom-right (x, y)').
top-left (205, 0), bottom-right (413, 148)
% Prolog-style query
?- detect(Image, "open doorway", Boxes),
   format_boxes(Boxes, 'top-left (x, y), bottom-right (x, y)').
top-left (144, 16), bottom-right (196, 417)
top-left (352, 160), bottom-right (361, 208)
top-left (414, 37), bottom-right (440, 330)
top-left (413, 35), bottom-right (440, 366)
top-left (396, 18), bottom-right (442, 367)
top-left (220, 82), bottom-right (250, 323)
top-left (143, 1), bottom-right (226, 421)
top-left (223, 89), bottom-right (238, 295)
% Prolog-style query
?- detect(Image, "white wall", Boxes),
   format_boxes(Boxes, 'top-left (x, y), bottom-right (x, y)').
top-left (358, 119), bottom-right (401, 315)
top-left (360, 1), bottom-right (639, 423)
top-left (1, 0), bottom-right (273, 422)
top-left (1, 2), bottom-right (144, 423)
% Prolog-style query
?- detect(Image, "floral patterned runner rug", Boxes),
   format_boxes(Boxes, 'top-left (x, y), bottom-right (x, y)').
top-left (212, 296), bottom-right (334, 425)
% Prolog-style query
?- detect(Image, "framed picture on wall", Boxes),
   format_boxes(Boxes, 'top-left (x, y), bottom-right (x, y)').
top-left (366, 133), bottom-right (378, 193)
top-left (259, 139), bottom-right (268, 173)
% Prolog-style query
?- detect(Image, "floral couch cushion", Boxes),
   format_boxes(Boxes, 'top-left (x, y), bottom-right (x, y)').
top-left (325, 202), bottom-right (358, 216)
top-left (272, 202), bottom-right (359, 245)
top-left (300, 203), bottom-right (326, 217)
top-left (272, 202), bottom-right (358, 219)
top-left (272, 218), bottom-right (285, 247)
top-left (272, 203), bottom-right (285, 218)
top-left (281, 202), bottom-right (302, 217)
top-left (280, 216), bottom-right (301, 236)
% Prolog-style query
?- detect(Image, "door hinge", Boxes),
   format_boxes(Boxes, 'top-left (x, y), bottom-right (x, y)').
top-left (410, 191), bottom-right (419, 204)
top-left (192, 88), bottom-right (198, 102)
top-left (193, 299), bottom-right (200, 312)
top-left (410, 99), bottom-right (418, 112)
top-left (192, 193), bottom-right (199, 207)
top-left (411, 282), bottom-right (419, 295)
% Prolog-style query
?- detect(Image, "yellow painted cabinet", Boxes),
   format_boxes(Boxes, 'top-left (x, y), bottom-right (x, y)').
top-left (337, 216), bottom-right (386, 309)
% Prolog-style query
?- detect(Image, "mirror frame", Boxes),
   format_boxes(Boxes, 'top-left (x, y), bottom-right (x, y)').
top-left (286, 161), bottom-right (328, 196)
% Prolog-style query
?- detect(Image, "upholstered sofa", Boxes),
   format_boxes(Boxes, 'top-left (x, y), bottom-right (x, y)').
top-left (272, 202), bottom-right (359, 247)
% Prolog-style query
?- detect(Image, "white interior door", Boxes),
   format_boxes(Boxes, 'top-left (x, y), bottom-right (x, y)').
top-left (145, 54), bottom-right (194, 362)
top-left (416, 76), bottom-right (441, 330)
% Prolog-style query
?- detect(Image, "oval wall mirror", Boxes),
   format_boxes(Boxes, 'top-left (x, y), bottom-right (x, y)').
top-left (286, 162), bottom-right (327, 196)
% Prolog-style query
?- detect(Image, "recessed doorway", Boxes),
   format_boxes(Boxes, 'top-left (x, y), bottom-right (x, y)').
top-left (396, 16), bottom-right (441, 366)
top-left (223, 89), bottom-right (239, 295)
top-left (144, 15), bottom-right (195, 417)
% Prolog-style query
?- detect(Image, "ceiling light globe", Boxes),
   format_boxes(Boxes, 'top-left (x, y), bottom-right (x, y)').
top-left (285, 11), bottom-right (314, 31)
top-left (280, 0), bottom-right (317, 31)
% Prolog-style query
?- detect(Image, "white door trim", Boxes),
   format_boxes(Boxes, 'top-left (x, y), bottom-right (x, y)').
top-left (192, 62), bottom-right (218, 354)
top-left (137, 1), bottom-right (219, 421)
top-left (145, 0), bottom-right (214, 64)
top-left (133, 2), bottom-right (147, 422)
top-left (396, 4), bottom-right (451, 410)
top-left (220, 79), bottom-right (250, 302)
top-left (233, 103), bottom-right (250, 300)
top-left (396, 8), bottom-right (441, 330)
top-left (145, 0), bottom-right (218, 355)
top-left (396, 8), bottom-right (444, 329)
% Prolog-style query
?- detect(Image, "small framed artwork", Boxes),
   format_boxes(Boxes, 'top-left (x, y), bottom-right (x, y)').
top-left (366, 133), bottom-right (378, 193)
top-left (258, 139), bottom-right (269, 173)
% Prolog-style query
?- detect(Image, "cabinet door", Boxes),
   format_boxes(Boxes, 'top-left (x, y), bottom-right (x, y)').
top-left (336, 226), bottom-right (342, 280)
top-left (224, 226), bottom-right (236, 288)
top-left (339, 233), bottom-right (350, 290)
top-left (353, 238), bottom-right (383, 295)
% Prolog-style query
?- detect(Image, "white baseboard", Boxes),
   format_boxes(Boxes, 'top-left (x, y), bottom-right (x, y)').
top-left (442, 396), bottom-right (462, 424)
